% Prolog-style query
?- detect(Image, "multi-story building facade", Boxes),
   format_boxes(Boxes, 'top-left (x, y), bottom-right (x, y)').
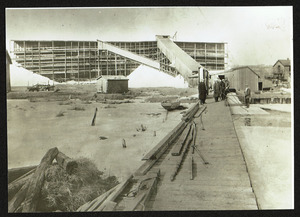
top-left (10, 38), bottom-right (228, 82)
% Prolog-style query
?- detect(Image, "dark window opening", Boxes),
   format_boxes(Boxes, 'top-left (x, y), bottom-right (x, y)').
top-left (258, 82), bottom-right (263, 91)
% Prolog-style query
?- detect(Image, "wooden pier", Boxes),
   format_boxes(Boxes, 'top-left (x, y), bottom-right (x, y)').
top-left (145, 98), bottom-right (257, 210)
top-left (76, 97), bottom-right (258, 211)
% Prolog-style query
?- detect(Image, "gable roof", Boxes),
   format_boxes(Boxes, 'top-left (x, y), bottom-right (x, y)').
top-left (273, 59), bottom-right (290, 67)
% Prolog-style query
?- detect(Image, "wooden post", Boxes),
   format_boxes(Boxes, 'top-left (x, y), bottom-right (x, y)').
top-left (91, 107), bottom-right (98, 126)
top-left (9, 147), bottom-right (59, 213)
top-left (21, 147), bottom-right (59, 212)
top-left (122, 139), bottom-right (127, 148)
top-left (190, 156), bottom-right (193, 180)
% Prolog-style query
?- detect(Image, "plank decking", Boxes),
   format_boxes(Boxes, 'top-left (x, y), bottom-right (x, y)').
top-left (146, 98), bottom-right (258, 210)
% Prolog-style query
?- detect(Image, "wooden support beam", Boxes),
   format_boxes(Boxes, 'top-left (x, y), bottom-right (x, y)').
top-left (21, 147), bottom-right (59, 212)
top-left (8, 169), bottom-right (35, 201)
top-left (170, 125), bottom-right (194, 181)
top-left (190, 156), bottom-right (193, 180)
top-left (65, 41), bottom-right (67, 81)
top-left (9, 147), bottom-right (59, 213)
top-left (142, 121), bottom-right (187, 161)
top-left (171, 123), bottom-right (192, 156)
top-left (182, 102), bottom-right (200, 122)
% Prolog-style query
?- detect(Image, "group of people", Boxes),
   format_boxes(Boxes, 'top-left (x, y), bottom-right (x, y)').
top-left (198, 76), bottom-right (251, 108)
top-left (212, 78), bottom-right (230, 102)
top-left (197, 77), bottom-right (230, 104)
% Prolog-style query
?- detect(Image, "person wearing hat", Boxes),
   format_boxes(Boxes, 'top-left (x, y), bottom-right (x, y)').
top-left (224, 78), bottom-right (230, 96)
top-left (198, 79), bottom-right (207, 104)
top-left (220, 79), bottom-right (226, 100)
top-left (213, 79), bottom-right (221, 102)
top-left (244, 84), bottom-right (251, 108)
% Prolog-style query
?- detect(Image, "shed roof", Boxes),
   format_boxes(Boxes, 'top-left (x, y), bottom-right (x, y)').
top-left (273, 59), bottom-right (291, 67)
top-left (224, 66), bottom-right (260, 78)
top-left (6, 50), bottom-right (12, 64)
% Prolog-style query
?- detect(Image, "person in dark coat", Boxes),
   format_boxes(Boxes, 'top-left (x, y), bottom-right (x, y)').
top-left (220, 79), bottom-right (226, 100)
top-left (213, 79), bottom-right (220, 102)
top-left (224, 78), bottom-right (230, 96)
top-left (198, 80), bottom-right (207, 105)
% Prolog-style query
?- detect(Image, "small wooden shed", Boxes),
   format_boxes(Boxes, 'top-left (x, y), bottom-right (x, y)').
top-left (96, 76), bottom-right (129, 93)
top-left (220, 66), bottom-right (260, 92)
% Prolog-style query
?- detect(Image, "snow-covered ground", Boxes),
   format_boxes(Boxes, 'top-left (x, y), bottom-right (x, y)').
top-left (253, 104), bottom-right (291, 113)
top-left (10, 64), bottom-right (56, 86)
top-left (10, 64), bottom-right (190, 88)
top-left (128, 65), bottom-right (189, 88)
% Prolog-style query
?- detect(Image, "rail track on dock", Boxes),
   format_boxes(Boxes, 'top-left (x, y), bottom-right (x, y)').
top-left (77, 99), bottom-right (258, 211)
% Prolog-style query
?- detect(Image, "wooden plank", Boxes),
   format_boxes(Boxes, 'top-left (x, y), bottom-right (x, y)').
top-left (102, 201), bottom-right (117, 211)
top-left (93, 175), bottom-right (133, 211)
top-left (171, 123), bottom-right (192, 156)
top-left (124, 191), bottom-right (146, 211)
top-left (134, 159), bottom-right (156, 176)
top-left (149, 202), bottom-right (258, 211)
top-left (21, 147), bottom-right (59, 212)
top-left (151, 193), bottom-right (257, 205)
top-left (8, 181), bottom-right (29, 213)
top-left (79, 185), bottom-right (118, 211)
top-left (142, 121), bottom-right (187, 160)
top-left (155, 184), bottom-right (254, 193)
top-left (181, 102), bottom-right (200, 122)
top-left (190, 156), bottom-right (193, 180)
top-left (170, 125), bottom-right (194, 181)
top-left (159, 178), bottom-right (251, 187)
top-left (9, 147), bottom-right (59, 213)
top-left (8, 169), bottom-right (35, 201)
top-left (137, 169), bottom-right (160, 211)
top-left (76, 200), bottom-right (94, 212)
top-left (8, 165), bottom-right (37, 184)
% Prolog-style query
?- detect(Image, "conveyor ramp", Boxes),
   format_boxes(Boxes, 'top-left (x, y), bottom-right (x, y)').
top-left (156, 35), bottom-right (203, 81)
top-left (98, 40), bottom-right (160, 70)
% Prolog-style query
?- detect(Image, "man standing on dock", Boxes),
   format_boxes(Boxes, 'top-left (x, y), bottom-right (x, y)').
top-left (198, 79), bottom-right (207, 105)
top-left (244, 84), bottom-right (251, 108)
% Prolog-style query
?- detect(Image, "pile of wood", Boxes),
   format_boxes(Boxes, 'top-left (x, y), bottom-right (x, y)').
top-left (8, 147), bottom-right (78, 213)
top-left (76, 169), bottom-right (160, 211)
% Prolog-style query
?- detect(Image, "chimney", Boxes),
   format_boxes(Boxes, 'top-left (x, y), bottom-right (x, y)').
top-left (287, 58), bottom-right (289, 61)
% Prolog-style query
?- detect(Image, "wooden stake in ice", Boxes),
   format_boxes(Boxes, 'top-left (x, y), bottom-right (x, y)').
top-left (91, 107), bottom-right (98, 126)
top-left (122, 139), bottom-right (127, 148)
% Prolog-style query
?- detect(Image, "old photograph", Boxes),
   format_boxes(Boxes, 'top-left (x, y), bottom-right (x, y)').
top-left (6, 7), bottom-right (293, 212)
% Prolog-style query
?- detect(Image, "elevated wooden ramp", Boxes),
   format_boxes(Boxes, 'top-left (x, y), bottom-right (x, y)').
top-left (156, 35), bottom-right (203, 82)
top-left (98, 40), bottom-right (160, 70)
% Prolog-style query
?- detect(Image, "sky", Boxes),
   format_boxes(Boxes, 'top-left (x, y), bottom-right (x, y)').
top-left (6, 7), bottom-right (293, 67)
